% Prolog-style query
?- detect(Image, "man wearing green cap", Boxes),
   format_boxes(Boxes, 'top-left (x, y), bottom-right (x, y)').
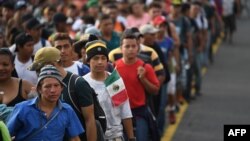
top-left (7, 65), bottom-right (84, 141)
top-left (28, 47), bottom-right (97, 141)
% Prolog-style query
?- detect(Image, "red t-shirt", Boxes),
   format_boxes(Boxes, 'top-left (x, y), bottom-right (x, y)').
top-left (115, 59), bottom-right (160, 109)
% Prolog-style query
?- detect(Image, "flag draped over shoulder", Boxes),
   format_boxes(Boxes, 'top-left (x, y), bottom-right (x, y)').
top-left (104, 69), bottom-right (128, 107)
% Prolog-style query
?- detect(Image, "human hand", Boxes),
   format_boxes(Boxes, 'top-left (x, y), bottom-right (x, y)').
top-left (137, 66), bottom-right (146, 79)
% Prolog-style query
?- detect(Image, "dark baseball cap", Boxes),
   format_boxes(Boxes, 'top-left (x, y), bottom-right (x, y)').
top-left (15, 0), bottom-right (27, 10)
top-left (21, 13), bottom-right (34, 24)
top-left (25, 18), bottom-right (43, 30)
top-left (2, 1), bottom-right (15, 10)
top-left (53, 12), bottom-right (67, 24)
top-left (73, 34), bottom-right (99, 53)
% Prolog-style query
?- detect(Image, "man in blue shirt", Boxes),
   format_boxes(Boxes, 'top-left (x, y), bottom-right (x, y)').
top-left (7, 65), bottom-right (84, 141)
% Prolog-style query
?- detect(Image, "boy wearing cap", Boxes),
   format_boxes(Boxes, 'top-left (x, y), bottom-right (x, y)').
top-left (25, 18), bottom-right (51, 55)
top-left (73, 34), bottom-right (114, 73)
top-left (154, 15), bottom-right (177, 126)
top-left (73, 34), bottom-right (99, 64)
top-left (7, 65), bottom-right (83, 141)
top-left (29, 47), bottom-right (97, 141)
top-left (83, 40), bottom-right (135, 141)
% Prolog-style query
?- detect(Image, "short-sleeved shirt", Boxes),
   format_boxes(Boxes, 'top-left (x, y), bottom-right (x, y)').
top-left (7, 97), bottom-right (84, 141)
top-left (64, 61), bottom-right (90, 76)
top-left (108, 44), bottom-right (165, 76)
top-left (157, 37), bottom-right (174, 61)
top-left (0, 104), bottom-right (13, 123)
top-left (84, 73), bottom-right (132, 140)
top-left (14, 56), bottom-right (38, 85)
top-left (101, 31), bottom-right (120, 52)
top-left (61, 72), bottom-right (93, 129)
top-left (170, 16), bottom-right (192, 44)
top-left (115, 59), bottom-right (160, 109)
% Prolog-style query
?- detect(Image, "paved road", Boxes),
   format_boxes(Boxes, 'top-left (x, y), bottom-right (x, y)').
top-left (171, 19), bottom-right (250, 141)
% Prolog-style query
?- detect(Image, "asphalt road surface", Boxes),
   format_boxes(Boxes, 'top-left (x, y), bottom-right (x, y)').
top-left (171, 18), bottom-right (250, 141)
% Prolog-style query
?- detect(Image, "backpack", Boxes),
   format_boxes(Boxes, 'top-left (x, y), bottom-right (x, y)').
top-left (41, 38), bottom-right (46, 47)
top-left (68, 74), bottom-right (107, 133)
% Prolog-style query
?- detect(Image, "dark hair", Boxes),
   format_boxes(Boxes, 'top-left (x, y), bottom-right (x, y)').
top-left (129, 1), bottom-right (144, 14)
top-left (181, 3), bottom-right (191, 14)
top-left (120, 32), bottom-right (138, 46)
top-left (99, 14), bottom-right (111, 23)
top-left (15, 32), bottom-right (34, 52)
top-left (0, 48), bottom-right (14, 64)
top-left (82, 15), bottom-right (96, 25)
top-left (148, 1), bottom-right (162, 10)
top-left (68, 3), bottom-right (77, 10)
top-left (53, 32), bottom-right (73, 45)
top-left (106, 3), bottom-right (118, 9)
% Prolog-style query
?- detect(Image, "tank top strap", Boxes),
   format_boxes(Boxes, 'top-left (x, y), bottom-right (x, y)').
top-left (18, 79), bottom-right (23, 96)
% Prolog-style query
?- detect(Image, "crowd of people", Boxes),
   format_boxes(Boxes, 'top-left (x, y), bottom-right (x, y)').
top-left (0, 0), bottom-right (242, 141)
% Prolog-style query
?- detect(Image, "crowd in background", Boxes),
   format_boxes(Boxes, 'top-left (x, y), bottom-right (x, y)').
top-left (0, 0), bottom-right (242, 141)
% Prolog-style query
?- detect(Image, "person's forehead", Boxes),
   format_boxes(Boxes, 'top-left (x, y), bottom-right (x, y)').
top-left (101, 18), bottom-right (113, 23)
top-left (150, 7), bottom-right (161, 11)
top-left (0, 54), bottom-right (12, 61)
top-left (122, 38), bottom-right (137, 44)
top-left (92, 54), bottom-right (107, 58)
top-left (24, 40), bottom-right (34, 45)
top-left (54, 39), bottom-right (71, 46)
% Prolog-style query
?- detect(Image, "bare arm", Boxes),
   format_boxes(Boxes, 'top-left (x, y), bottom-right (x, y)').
top-left (22, 80), bottom-right (35, 99)
top-left (138, 66), bottom-right (160, 94)
top-left (139, 77), bottom-right (159, 94)
top-left (81, 105), bottom-right (97, 141)
top-left (170, 23), bottom-right (181, 48)
top-left (186, 31), bottom-right (193, 64)
top-left (157, 75), bottom-right (165, 85)
top-left (70, 136), bottom-right (81, 141)
top-left (122, 118), bottom-right (135, 139)
top-left (170, 23), bottom-right (181, 73)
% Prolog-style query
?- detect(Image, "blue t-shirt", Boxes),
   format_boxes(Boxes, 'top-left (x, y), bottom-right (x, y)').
top-left (157, 37), bottom-right (174, 61)
top-left (7, 97), bottom-right (84, 141)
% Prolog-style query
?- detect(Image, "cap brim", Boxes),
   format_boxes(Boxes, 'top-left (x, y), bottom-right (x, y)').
top-left (27, 62), bottom-right (39, 71)
top-left (150, 28), bottom-right (159, 34)
top-left (37, 76), bottom-right (67, 88)
top-left (34, 24), bottom-right (44, 29)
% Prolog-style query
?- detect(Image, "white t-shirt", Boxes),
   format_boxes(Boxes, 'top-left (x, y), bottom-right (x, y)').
top-left (33, 39), bottom-right (51, 55)
top-left (223, 0), bottom-right (234, 16)
top-left (14, 56), bottom-right (37, 85)
top-left (195, 12), bottom-right (208, 30)
top-left (64, 61), bottom-right (82, 76)
top-left (83, 73), bottom-right (132, 140)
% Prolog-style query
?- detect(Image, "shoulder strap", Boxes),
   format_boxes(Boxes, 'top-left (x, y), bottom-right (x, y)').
top-left (166, 22), bottom-right (172, 38)
top-left (68, 73), bottom-right (81, 113)
top-left (18, 79), bottom-right (22, 96)
top-left (41, 38), bottom-right (46, 47)
top-left (25, 109), bottom-right (61, 140)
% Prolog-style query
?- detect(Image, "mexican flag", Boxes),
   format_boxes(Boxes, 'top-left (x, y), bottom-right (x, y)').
top-left (104, 69), bottom-right (128, 107)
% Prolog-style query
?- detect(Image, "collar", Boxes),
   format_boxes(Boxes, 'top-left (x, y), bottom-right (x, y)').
top-left (28, 97), bottom-right (63, 110)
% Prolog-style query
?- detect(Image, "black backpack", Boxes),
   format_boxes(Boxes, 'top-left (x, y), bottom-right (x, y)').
top-left (68, 74), bottom-right (107, 133)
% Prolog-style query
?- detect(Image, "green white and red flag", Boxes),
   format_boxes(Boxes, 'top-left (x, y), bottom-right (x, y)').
top-left (104, 69), bottom-right (128, 107)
